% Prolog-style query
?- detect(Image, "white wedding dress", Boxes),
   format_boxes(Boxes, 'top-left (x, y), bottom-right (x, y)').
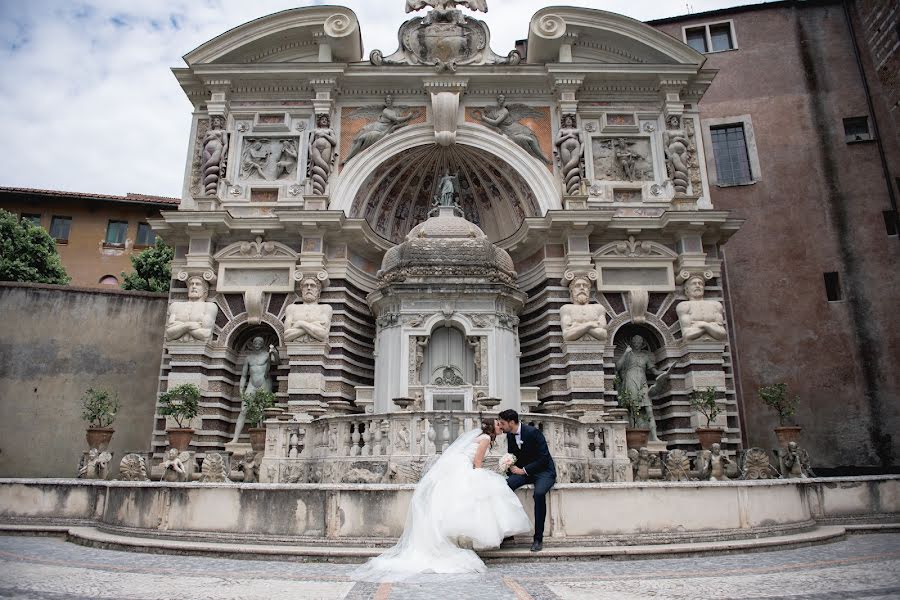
top-left (352, 429), bottom-right (531, 581)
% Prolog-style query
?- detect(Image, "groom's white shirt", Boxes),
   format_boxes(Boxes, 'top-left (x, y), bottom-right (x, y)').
top-left (513, 424), bottom-right (522, 448)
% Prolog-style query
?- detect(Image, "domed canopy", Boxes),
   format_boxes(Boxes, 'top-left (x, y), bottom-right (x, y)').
top-left (378, 206), bottom-right (516, 286)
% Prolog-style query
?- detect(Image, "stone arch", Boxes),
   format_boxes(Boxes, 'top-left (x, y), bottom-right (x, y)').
top-left (330, 123), bottom-right (561, 224)
top-left (221, 313), bottom-right (285, 350)
top-left (609, 319), bottom-right (671, 352)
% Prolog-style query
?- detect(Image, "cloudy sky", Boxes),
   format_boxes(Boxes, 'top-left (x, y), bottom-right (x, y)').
top-left (0, 0), bottom-right (766, 198)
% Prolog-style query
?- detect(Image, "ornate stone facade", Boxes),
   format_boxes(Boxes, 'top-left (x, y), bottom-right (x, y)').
top-left (149, 2), bottom-right (743, 479)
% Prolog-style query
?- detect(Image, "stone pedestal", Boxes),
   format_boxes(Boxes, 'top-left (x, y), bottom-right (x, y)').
top-left (286, 341), bottom-right (330, 403)
top-left (224, 441), bottom-right (253, 456)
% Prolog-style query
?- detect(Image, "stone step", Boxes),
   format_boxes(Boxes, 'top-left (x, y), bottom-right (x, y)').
top-left (1, 523), bottom-right (849, 563)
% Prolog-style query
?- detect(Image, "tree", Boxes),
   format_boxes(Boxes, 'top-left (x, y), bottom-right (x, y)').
top-left (121, 238), bottom-right (174, 292)
top-left (0, 209), bottom-right (70, 284)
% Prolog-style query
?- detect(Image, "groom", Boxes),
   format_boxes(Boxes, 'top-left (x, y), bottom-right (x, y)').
top-left (498, 409), bottom-right (556, 552)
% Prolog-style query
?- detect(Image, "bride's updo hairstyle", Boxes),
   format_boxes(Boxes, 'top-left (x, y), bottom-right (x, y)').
top-left (481, 417), bottom-right (497, 442)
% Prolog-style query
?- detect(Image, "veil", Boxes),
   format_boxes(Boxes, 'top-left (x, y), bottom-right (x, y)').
top-left (351, 428), bottom-right (487, 582)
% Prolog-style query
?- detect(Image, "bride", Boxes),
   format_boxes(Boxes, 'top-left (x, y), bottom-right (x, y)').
top-left (352, 418), bottom-right (531, 581)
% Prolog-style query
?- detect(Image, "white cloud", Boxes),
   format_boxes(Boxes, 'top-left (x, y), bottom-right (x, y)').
top-left (0, 0), bottom-right (766, 197)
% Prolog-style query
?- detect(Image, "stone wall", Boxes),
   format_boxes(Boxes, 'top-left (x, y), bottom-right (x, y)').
top-left (651, 1), bottom-right (900, 469)
top-left (0, 283), bottom-right (167, 477)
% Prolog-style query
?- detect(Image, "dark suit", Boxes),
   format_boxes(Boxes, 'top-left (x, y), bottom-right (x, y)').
top-left (506, 423), bottom-right (556, 543)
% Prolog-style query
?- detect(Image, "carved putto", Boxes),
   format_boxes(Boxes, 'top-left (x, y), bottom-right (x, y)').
top-left (161, 448), bottom-right (191, 482)
top-left (78, 448), bottom-right (112, 480)
top-left (776, 441), bottom-right (815, 479)
top-left (628, 447), bottom-right (660, 482)
top-left (473, 96), bottom-right (549, 163)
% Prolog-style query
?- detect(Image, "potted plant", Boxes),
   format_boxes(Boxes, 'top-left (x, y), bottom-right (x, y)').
top-left (81, 388), bottom-right (119, 450)
top-left (616, 375), bottom-right (648, 449)
top-left (158, 383), bottom-right (200, 451)
top-left (243, 389), bottom-right (276, 452)
top-left (758, 382), bottom-right (801, 446)
top-left (689, 387), bottom-right (723, 449)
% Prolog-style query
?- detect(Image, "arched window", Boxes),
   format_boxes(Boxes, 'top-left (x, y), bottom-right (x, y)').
top-left (99, 275), bottom-right (118, 286)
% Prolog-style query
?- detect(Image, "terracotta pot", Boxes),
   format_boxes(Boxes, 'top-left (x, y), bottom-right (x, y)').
top-left (774, 426), bottom-right (802, 447)
top-left (167, 428), bottom-right (194, 451)
top-left (625, 428), bottom-right (650, 449)
top-left (696, 427), bottom-right (724, 450)
top-left (85, 427), bottom-right (114, 451)
top-left (248, 428), bottom-right (267, 453)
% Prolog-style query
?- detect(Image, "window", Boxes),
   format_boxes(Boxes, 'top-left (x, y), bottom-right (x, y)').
top-left (682, 21), bottom-right (737, 53)
top-left (884, 210), bottom-right (898, 236)
top-left (843, 116), bottom-right (872, 142)
top-left (99, 275), bottom-right (118, 286)
top-left (21, 213), bottom-right (41, 226)
top-left (710, 125), bottom-right (752, 185)
top-left (824, 272), bottom-right (843, 302)
top-left (135, 222), bottom-right (155, 246)
top-left (105, 220), bottom-right (128, 245)
top-left (49, 216), bottom-right (72, 242)
top-left (685, 27), bottom-right (707, 53)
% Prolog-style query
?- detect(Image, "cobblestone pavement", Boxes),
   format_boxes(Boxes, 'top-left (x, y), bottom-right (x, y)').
top-left (0, 534), bottom-right (899, 599)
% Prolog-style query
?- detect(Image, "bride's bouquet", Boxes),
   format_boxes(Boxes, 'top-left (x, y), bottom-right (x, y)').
top-left (498, 453), bottom-right (517, 474)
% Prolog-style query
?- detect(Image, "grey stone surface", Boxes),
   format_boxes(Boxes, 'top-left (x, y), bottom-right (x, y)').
top-left (0, 534), bottom-right (898, 599)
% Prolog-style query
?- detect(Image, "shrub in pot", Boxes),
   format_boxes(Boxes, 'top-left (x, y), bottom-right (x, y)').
top-left (81, 388), bottom-right (119, 450)
top-left (158, 384), bottom-right (200, 451)
top-left (757, 382), bottom-right (801, 446)
top-left (690, 387), bottom-right (724, 449)
top-left (615, 376), bottom-right (648, 449)
top-left (243, 389), bottom-right (276, 452)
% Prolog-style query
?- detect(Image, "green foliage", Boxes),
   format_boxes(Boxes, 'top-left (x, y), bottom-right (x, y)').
top-left (243, 389), bottom-right (276, 429)
top-left (689, 387), bottom-right (721, 428)
top-left (757, 383), bottom-right (799, 426)
top-left (0, 209), bottom-right (69, 285)
top-left (158, 383), bottom-right (201, 428)
top-left (614, 374), bottom-right (642, 428)
top-left (81, 388), bottom-right (119, 428)
top-left (121, 238), bottom-right (173, 292)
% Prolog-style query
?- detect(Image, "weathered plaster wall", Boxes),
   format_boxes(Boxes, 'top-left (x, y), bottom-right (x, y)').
top-left (653, 1), bottom-right (900, 469)
top-left (0, 283), bottom-right (167, 477)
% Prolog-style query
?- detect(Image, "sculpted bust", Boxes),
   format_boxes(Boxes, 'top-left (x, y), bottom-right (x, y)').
top-left (560, 276), bottom-right (607, 342)
top-left (165, 276), bottom-right (219, 343)
top-left (676, 276), bottom-right (726, 342)
top-left (283, 278), bottom-right (333, 343)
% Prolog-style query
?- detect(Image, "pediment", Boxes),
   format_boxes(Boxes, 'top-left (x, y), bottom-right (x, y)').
top-left (528, 7), bottom-right (705, 66)
top-left (594, 237), bottom-right (678, 259)
top-left (183, 6), bottom-right (362, 66)
top-left (214, 239), bottom-right (299, 262)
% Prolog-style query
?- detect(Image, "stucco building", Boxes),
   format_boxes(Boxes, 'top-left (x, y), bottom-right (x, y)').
top-left (0, 187), bottom-right (180, 288)
top-left (649, 0), bottom-right (900, 470)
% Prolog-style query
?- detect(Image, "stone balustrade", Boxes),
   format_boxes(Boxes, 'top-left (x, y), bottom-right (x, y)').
top-left (259, 410), bottom-right (631, 484)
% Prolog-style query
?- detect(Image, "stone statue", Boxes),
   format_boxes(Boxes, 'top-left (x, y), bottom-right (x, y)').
top-left (698, 443), bottom-right (731, 481)
top-left (467, 336), bottom-right (483, 385)
top-left (614, 138), bottom-right (640, 182)
top-left (165, 276), bottom-right (219, 343)
top-left (433, 172), bottom-right (459, 208)
top-left (615, 335), bottom-right (669, 442)
top-left (664, 115), bottom-right (691, 195)
top-left (677, 276), bottom-right (727, 342)
top-left (240, 138), bottom-right (297, 181)
top-left (414, 336), bottom-right (428, 383)
top-left (231, 336), bottom-right (279, 443)
top-left (740, 447), bottom-right (778, 480)
top-left (238, 450), bottom-right (261, 483)
top-left (118, 453), bottom-right (149, 481)
top-left (560, 276), bottom-right (607, 343)
top-left (283, 278), bottom-right (333, 343)
top-left (161, 448), bottom-right (190, 482)
top-left (473, 95), bottom-right (550, 163)
top-left (200, 115), bottom-right (228, 196)
top-left (628, 447), bottom-right (659, 482)
top-left (405, 0), bottom-right (488, 13)
top-left (554, 113), bottom-right (583, 195)
top-left (78, 448), bottom-right (112, 480)
top-left (343, 96), bottom-right (421, 164)
top-left (308, 114), bottom-right (337, 195)
top-left (777, 441), bottom-right (815, 479)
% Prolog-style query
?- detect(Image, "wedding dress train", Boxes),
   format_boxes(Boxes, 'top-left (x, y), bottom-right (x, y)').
top-left (351, 429), bottom-right (531, 581)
